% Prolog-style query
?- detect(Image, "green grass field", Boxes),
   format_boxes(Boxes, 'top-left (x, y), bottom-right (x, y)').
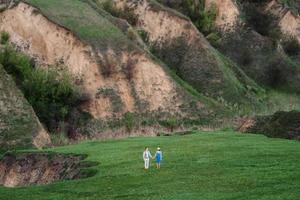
top-left (1, 131), bottom-right (300, 200)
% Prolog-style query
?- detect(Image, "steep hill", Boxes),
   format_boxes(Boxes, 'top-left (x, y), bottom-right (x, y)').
top-left (0, 0), bottom-right (224, 144)
top-left (159, 0), bottom-right (300, 93)
top-left (102, 0), bottom-right (264, 107)
top-left (0, 0), bottom-right (299, 148)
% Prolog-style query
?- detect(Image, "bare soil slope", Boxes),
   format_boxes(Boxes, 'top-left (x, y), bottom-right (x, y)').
top-left (0, 1), bottom-right (208, 121)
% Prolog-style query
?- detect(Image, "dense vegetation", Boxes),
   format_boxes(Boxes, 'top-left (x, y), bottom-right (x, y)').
top-left (0, 42), bottom-right (79, 132)
top-left (1, 131), bottom-right (300, 199)
top-left (158, 0), bottom-right (219, 37)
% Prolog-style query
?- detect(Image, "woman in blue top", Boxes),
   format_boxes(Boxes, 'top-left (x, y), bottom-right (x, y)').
top-left (154, 147), bottom-right (163, 169)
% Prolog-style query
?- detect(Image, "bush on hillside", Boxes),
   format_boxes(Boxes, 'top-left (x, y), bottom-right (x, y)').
top-left (282, 37), bottom-right (300, 56)
top-left (0, 45), bottom-right (80, 132)
top-left (160, 117), bottom-right (178, 132)
top-left (183, 0), bottom-right (218, 36)
top-left (241, 2), bottom-right (280, 38)
top-left (124, 112), bottom-right (135, 132)
top-left (0, 32), bottom-right (9, 45)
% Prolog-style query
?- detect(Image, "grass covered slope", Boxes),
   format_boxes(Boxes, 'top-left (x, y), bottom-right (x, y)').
top-left (99, 0), bottom-right (266, 110)
top-left (24, 0), bottom-right (132, 52)
top-left (1, 132), bottom-right (300, 199)
top-left (0, 65), bottom-right (46, 152)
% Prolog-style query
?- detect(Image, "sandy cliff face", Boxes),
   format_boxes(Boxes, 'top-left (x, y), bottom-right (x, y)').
top-left (267, 0), bottom-right (300, 42)
top-left (0, 2), bottom-right (185, 119)
top-left (205, 0), bottom-right (240, 31)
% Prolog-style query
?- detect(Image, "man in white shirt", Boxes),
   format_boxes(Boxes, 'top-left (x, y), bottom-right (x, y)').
top-left (143, 147), bottom-right (152, 170)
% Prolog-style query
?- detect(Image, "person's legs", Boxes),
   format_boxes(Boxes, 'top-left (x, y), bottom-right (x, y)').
top-left (156, 161), bottom-right (160, 169)
top-left (144, 159), bottom-right (149, 169)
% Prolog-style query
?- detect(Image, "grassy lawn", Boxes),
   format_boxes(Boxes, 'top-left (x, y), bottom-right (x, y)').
top-left (1, 131), bottom-right (300, 200)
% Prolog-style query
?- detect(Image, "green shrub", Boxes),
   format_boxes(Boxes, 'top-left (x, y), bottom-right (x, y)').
top-left (241, 2), bottom-right (280, 38)
top-left (282, 37), bottom-right (300, 56)
top-left (0, 45), bottom-right (79, 131)
top-left (160, 118), bottom-right (178, 132)
top-left (182, 0), bottom-right (217, 36)
top-left (124, 112), bottom-right (135, 132)
top-left (0, 32), bottom-right (9, 45)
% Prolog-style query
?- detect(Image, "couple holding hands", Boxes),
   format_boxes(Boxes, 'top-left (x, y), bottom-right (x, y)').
top-left (143, 147), bottom-right (162, 170)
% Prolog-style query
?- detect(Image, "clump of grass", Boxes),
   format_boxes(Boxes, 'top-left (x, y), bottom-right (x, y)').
top-left (0, 31), bottom-right (9, 45)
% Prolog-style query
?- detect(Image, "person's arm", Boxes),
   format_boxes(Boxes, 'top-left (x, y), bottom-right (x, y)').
top-left (149, 151), bottom-right (152, 158)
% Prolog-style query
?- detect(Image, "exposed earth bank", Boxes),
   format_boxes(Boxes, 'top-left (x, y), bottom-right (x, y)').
top-left (0, 153), bottom-right (97, 187)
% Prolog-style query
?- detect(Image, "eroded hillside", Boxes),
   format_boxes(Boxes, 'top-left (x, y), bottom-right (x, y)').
top-left (0, 0), bottom-right (299, 149)
top-left (0, 0), bottom-right (222, 148)
top-left (108, 0), bottom-right (263, 106)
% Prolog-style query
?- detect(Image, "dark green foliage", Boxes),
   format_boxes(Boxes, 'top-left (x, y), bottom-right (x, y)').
top-left (216, 29), bottom-right (300, 93)
top-left (279, 0), bottom-right (300, 13)
top-left (0, 46), bottom-right (79, 132)
top-left (282, 37), bottom-right (300, 56)
top-left (240, 1), bottom-right (280, 39)
top-left (123, 112), bottom-right (135, 132)
top-left (159, 117), bottom-right (179, 132)
top-left (158, 0), bottom-right (218, 36)
top-left (248, 111), bottom-right (300, 140)
top-left (0, 32), bottom-right (9, 45)
top-left (180, 0), bottom-right (218, 36)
